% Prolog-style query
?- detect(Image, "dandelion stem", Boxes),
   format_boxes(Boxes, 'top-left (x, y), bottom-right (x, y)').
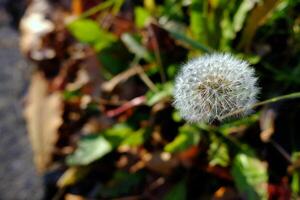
top-left (220, 92), bottom-right (300, 120)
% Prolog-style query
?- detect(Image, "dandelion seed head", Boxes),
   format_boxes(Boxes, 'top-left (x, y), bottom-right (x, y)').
top-left (173, 53), bottom-right (259, 123)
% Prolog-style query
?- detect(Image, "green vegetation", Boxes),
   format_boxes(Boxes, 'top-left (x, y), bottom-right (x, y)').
top-left (24, 0), bottom-right (300, 199)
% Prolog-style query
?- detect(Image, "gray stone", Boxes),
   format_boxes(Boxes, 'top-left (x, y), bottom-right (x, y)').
top-left (0, 5), bottom-right (43, 200)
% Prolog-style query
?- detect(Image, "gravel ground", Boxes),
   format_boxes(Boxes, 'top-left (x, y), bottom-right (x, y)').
top-left (0, 5), bottom-right (44, 200)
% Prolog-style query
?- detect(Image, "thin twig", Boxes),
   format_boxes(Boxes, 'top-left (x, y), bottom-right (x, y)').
top-left (97, 98), bottom-right (126, 106)
top-left (147, 177), bottom-right (165, 191)
top-left (270, 139), bottom-right (292, 163)
top-left (101, 64), bottom-right (157, 93)
top-left (136, 65), bottom-right (158, 92)
top-left (220, 92), bottom-right (300, 120)
top-left (131, 57), bottom-right (157, 91)
top-left (101, 65), bottom-right (141, 92)
top-left (106, 96), bottom-right (146, 117)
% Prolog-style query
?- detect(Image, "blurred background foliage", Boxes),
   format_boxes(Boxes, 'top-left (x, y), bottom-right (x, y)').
top-left (20, 0), bottom-right (300, 199)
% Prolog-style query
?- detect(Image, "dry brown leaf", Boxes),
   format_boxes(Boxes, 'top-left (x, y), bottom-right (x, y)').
top-left (65, 193), bottom-right (86, 200)
top-left (20, 0), bottom-right (54, 56)
top-left (24, 72), bottom-right (63, 172)
top-left (72, 0), bottom-right (83, 16)
top-left (213, 186), bottom-right (239, 200)
top-left (238, 0), bottom-right (281, 51)
top-left (57, 167), bottom-right (89, 188)
top-left (260, 108), bottom-right (276, 142)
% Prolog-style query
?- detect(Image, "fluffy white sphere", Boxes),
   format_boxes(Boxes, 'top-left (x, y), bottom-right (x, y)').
top-left (173, 53), bottom-right (259, 123)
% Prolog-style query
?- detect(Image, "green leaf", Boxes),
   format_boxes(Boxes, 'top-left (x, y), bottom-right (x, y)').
top-left (164, 125), bottom-right (200, 153)
top-left (146, 82), bottom-right (173, 106)
top-left (98, 41), bottom-right (133, 76)
top-left (292, 172), bottom-right (300, 195)
top-left (231, 153), bottom-right (268, 200)
top-left (134, 7), bottom-right (151, 28)
top-left (63, 89), bottom-right (81, 100)
top-left (189, 0), bottom-right (206, 44)
top-left (68, 19), bottom-right (116, 51)
top-left (121, 129), bottom-right (145, 147)
top-left (163, 180), bottom-right (187, 200)
top-left (219, 113), bottom-right (260, 135)
top-left (160, 0), bottom-right (184, 21)
top-left (99, 171), bottom-right (144, 198)
top-left (121, 33), bottom-right (153, 62)
top-left (233, 0), bottom-right (257, 33)
top-left (103, 123), bottom-right (134, 147)
top-left (57, 167), bottom-right (90, 188)
top-left (208, 135), bottom-right (230, 167)
top-left (102, 123), bottom-right (146, 148)
top-left (220, 0), bottom-right (257, 49)
top-left (66, 134), bottom-right (112, 166)
top-left (166, 29), bottom-right (211, 53)
top-left (291, 152), bottom-right (300, 195)
top-left (172, 111), bottom-right (182, 122)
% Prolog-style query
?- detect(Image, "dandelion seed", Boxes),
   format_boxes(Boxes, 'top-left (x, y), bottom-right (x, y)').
top-left (173, 53), bottom-right (259, 123)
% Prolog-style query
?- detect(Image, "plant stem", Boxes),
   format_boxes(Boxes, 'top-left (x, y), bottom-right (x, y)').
top-left (220, 92), bottom-right (300, 120)
top-left (270, 139), bottom-right (292, 163)
top-left (80, 0), bottom-right (115, 18)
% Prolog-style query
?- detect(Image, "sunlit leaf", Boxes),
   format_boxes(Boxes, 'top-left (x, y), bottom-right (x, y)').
top-left (68, 19), bottom-right (116, 51)
top-left (172, 111), bottom-right (182, 122)
top-left (121, 128), bottom-right (145, 147)
top-left (233, 0), bottom-right (257, 33)
top-left (146, 82), bottom-right (173, 106)
top-left (219, 113), bottom-right (260, 135)
top-left (165, 125), bottom-right (200, 153)
top-left (189, 0), bottom-right (206, 44)
top-left (220, 0), bottom-right (256, 49)
top-left (66, 134), bottom-right (112, 166)
top-left (292, 171), bottom-right (300, 195)
top-left (208, 135), bottom-right (230, 167)
top-left (291, 152), bottom-right (300, 195)
top-left (231, 153), bottom-right (268, 200)
top-left (134, 7), bottom-right (151, 28)
top-left (63, 89), bottom-right (81, 101)
top-left (121, 33), bottom-right (153, 62)
top-left (57, 167), bottom-right (89, 188)
top-left (103, 123), bottom-right (134, 147)
top-left (112, 0), bottom-right (125, 15)
top-left (144, 0), bottom-right (156, 12)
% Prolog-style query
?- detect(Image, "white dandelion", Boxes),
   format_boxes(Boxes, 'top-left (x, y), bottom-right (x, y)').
top-left (173, 53), bottom-right (259, 123)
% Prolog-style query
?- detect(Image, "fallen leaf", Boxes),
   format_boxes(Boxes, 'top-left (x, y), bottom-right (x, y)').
top-left (24, 72), bottom-right (63, 172)
top-left (65, 193), bottom-right (86, 200)
top-left (260, 108), bottom-right (276, 142)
